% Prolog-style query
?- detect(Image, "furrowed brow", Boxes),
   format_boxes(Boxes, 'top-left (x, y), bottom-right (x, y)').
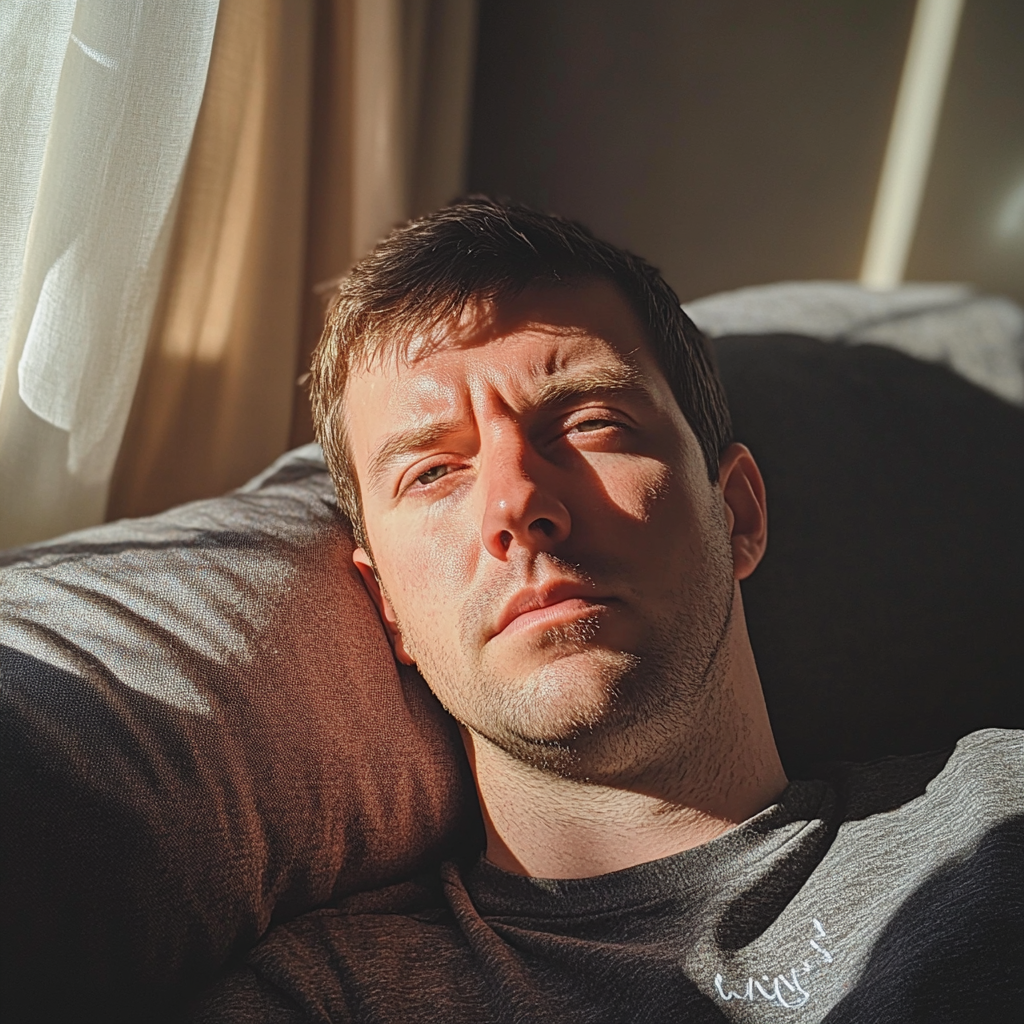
top-left (366, 421), bottom-right (460, 491)
top-left (364, 367), bottom-right (646, 490)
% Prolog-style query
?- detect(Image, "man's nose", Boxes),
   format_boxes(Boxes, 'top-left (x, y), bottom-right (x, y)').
top-left (479, 428), bottom-right (571, 560)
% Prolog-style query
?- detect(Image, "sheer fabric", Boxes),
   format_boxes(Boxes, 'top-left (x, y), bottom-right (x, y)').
top-left (0, 1), bottom-right (219, 547)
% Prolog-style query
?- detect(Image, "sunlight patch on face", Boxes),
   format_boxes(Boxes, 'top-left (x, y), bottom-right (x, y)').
top-left (475, 645), bottom-right (644, 775)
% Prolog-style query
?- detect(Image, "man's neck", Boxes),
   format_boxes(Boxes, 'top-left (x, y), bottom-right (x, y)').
top-left (462, 609), bottom-right (788, 879)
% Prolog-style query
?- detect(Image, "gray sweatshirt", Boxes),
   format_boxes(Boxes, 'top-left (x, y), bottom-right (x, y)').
top-left (187, 729), bottom-right (1023, 1022)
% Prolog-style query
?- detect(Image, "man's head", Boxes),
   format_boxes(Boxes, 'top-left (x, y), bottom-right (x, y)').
top-left (310, 197), bottom-right (767, 784)
top-left (311, 198), bottom-right (732, 549)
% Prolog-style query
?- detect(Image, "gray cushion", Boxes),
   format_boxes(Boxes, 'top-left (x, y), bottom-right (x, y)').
top-left (687, 280), bottom-right (1024, 406)
top-left (0, 446), bottom-right (478, 1023)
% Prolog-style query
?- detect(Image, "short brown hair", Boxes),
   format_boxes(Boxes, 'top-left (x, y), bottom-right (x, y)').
top-left (309, 196), bottom-right (732, 549)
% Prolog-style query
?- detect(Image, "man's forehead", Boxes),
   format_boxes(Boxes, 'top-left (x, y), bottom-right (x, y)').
top-left (375, 330), bottom-right (641, 403)
top-left (349, 279), bottom-right (654, 405)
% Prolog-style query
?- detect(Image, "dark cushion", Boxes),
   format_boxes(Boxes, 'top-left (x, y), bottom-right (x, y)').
top-left (0, 449), bottom-right (478, 1024)
top-left (715, 334), bottom-right (1024, 772)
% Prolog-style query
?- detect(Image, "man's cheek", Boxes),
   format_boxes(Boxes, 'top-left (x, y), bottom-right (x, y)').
top-left (391, 559), bottom-right (456, 652)
top-left (424, 502), bottom-right (483, 586)
top-left (592, 458), bottom-right (673, 526)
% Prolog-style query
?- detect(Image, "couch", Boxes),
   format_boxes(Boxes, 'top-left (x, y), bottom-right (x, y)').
top-left (2, 282), bottom-right (1022, 1023)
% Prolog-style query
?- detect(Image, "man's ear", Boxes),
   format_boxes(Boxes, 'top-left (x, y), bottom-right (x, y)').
top-left (717, 443), bottom-right (768, 581)
top-left (352, 547), bottom-right (416, 665)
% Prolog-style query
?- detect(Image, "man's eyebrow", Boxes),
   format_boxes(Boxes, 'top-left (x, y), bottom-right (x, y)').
top-left (533, 364), bottom-right (647, 406)
top-left (366, 420), bottom-right (462, 491)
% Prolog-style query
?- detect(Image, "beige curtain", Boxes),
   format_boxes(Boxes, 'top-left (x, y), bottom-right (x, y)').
top-left (110, 0), bottom-right (477, 519)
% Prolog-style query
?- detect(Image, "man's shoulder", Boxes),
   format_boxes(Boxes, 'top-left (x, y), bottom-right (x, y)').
top-left (805, 731), bottom-right (1024, 1022)
top-left (823, 728), bottom-right (1023, 839)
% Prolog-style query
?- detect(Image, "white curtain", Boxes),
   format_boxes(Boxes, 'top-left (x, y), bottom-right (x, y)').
top-left (0, 0), bottom-right (219, 548)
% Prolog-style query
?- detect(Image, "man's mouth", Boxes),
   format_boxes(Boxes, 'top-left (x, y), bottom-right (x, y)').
top-left (491, 583), bottom-right (613, 640)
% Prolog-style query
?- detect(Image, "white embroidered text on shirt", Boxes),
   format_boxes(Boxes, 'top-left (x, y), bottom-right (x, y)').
top-left (713, 919), bottom-right (836, 1010)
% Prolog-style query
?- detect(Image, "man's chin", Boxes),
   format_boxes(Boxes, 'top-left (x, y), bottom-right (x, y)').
top-left (470, 647), bottom-right (642, 766)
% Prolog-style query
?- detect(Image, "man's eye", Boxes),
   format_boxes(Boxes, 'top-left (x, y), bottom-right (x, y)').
top-left (415, 464), bottom-right (450, 486)
top-left (572, 418), bottom-right (617, 433)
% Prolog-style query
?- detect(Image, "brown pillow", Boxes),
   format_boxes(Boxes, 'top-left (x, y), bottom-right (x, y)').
top-left (0, 446), bottom-right (479, 1024)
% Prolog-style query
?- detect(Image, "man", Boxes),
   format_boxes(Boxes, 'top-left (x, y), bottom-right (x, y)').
top-left (190, 198), bottom-right (1022, 1022)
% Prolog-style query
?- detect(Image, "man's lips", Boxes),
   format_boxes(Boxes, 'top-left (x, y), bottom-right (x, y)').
top-left (490, 583), bottom-right (612, 639)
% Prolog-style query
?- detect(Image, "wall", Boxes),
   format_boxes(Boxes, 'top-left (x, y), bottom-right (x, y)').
top-left (907, 0), bottom-right (1024, 303)
top-left (468, 0), bottom-right (1023, 305)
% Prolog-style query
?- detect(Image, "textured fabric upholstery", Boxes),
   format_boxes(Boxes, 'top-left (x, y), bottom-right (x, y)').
top-left (715, 335), bottom-right (1024, 770)
top-left (0, 446), bottom-right (478, 1024)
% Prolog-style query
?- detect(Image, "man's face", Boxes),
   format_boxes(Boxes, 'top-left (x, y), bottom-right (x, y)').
top-left (346, 280), bottom-right (738, 780)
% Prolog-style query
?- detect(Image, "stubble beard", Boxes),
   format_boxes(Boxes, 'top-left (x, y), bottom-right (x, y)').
top-left (405, 526), bottom-right (737, 787)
